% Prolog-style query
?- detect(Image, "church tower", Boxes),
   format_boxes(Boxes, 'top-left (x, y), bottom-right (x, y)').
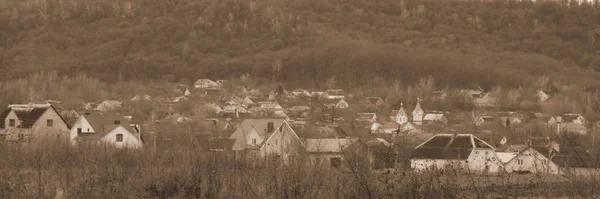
top-left (412, 98), bottom-right (424, 124)
top-left (396, 103), bottom-right (408, 125)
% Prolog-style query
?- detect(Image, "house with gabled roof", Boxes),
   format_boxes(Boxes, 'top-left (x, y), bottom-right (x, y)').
top-left (502, 146), bottom-right (559, 174)
top-left (362, 97), bottom-right (387, 108)
top-left (0, 103), bottom-right (70, 142)
top-left (70, 112), bottom-right (143, 149)
top-left (355, 113), bottom-right (377, 123)
top-left (322, 89), bottom-right (346, 100)
top-left (229, 118), bottom-right (304, 162)
top-left (305, 138), bottom-right (359, 168)
top-left (194, 79), bottom-right (221, 89)
top-left (96, 100), bottom-right (123, 112)
top-left (410, 134), bottom-right (503, 172)
top-left (323, 99), bottom-right (349, 109)
top-left (423, 112), bottom-right (448, 125)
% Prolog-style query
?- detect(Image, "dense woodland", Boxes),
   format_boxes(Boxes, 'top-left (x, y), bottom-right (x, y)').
top-left (0, 0), bottom-right (600, 89)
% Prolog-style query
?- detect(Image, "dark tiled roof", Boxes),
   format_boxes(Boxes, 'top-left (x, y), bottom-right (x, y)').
top-left (0, 109), bottom-right (11, 128)
top-left (411, 134), bottom-right (493, 160)
top-left (0, 105), bottom-right (64, 129)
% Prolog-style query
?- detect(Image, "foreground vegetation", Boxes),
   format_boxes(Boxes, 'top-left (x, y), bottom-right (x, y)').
top-left (0, 142), bottom-right (599, 198)
top-left (1, 0), bottom-right (600, 89)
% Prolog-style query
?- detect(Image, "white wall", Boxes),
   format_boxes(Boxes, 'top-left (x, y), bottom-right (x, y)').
top-left (245, 128), bottom-right (264, 147)
top-left (504, 148), bottom-right (559, 174)
top-left (4, 111), bottom-right (20, 129)
top-left (100, 126), bottom-right (143, 149)
top-left (69, 116), bottom-right (95, 144)
top-left (467, 149), bottom-right (505, 173)
top-left (411, 159), bottom-right (467, 171)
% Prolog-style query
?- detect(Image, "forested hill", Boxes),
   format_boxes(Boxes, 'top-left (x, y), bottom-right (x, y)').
top-left (1, 0), bottom-right (600, 89)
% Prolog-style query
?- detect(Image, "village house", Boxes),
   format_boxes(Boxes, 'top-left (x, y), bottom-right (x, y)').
top-left (362, 97), bottom-right (387, 108)
top-left (305, 138), bottom-right (359, 168)
top-left (371, 122), bottom-right (399, 134)
top-left (291, 88), bottom-right (310, 97)
top-left (410, 134), bottom-right (503, 173)
top-left (422, 112), bottom-right (448, 125)
top-left (554, 113), bottom-right (587, 135)
top-left (323, 99), bottom-right (349, 109)
top-left (322, 89), bottom-right (346, 100)
top-left (501, 137), bottom-right (594, 174)
top-left (229, 118), bottom-right (305, 162)
top-left (430, 91), bottom-right (447, 101)
top-left (96, 100), bottom-right (124, 112)
top-left (472, 93), bottom-right (496, 108)
top-left (70, 112), bottom-right (143, 149)
top-left (501, 145), bottom-right (559, 174)
top-left (474, 114), bottom-right (495, 126)
top-left (203, 103), bottom-right (223, 114)
top-left (496, 112), bottom-right (523, 127)
top-left (0, 104), bottom-right (70, 142)
top-left (355, 113), bottom-right (377, 123)
top-left (194, 79), bottom-right (221, 89)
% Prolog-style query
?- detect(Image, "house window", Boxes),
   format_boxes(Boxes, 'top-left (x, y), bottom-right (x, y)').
top-left (330, 157), bottom-right (342, 168)
top-left (8, 119), bottom-right (15, 127)
top-left (252, 138), bottom-right (257, 146)
top-left (77, 128), bottom-right (82, 134)
top-left (116, 134), bottom-right (123, 142)
top-left (542, 159), bottom-right (548, 166)
top-left (47, 119), bottom-right (53, 127)
top-left (114, 120), bottom-right (121, 124)
top-left (517, 159), bottom-right (523, 165)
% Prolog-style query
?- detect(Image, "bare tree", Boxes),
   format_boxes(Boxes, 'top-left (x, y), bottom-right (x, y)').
top-left (326, 76), bottom-right (337, 89)
top-left (272, 59), bottom-right (282, 83)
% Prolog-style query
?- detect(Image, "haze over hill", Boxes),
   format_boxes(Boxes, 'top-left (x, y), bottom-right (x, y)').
top-left (1, 0), bottom-right (600, 89)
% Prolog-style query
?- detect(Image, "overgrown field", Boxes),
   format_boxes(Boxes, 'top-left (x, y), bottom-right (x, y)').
top-left (1, 142), bottom-right (600, 199)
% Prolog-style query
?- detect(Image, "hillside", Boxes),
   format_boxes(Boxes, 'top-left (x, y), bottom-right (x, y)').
top-left (1, 0), bottom-right (600, 89)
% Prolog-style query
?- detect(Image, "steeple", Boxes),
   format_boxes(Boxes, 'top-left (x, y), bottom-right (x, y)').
top-left (396, 103), bottom-right (408, 125)
top-left (412, 98), bottom-right (424, 123)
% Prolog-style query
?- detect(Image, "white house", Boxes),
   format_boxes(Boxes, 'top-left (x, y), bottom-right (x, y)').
top-left (70, 112), bottom-right (143, 149)
top-left (194, 79), bottom-right (221, 89)
top-left (466, 148), bottom-right (505, 173)
top-left (322, 89), bottom-right (345, 99)
top-left (503, 147), bottom-right (559, 174)
top-left (423, 112), bottom-right (448, 124)
top-left (324, 99), bottom-right (349, 109)
top-left (410, 134), bottom-right (498, 172)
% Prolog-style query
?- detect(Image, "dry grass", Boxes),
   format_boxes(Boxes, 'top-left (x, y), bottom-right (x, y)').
top-left (1, 141), bottom-right (600, 198)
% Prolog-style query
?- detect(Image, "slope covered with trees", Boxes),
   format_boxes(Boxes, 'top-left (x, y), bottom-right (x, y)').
top-left (1, 0), bottom-right (600, 89)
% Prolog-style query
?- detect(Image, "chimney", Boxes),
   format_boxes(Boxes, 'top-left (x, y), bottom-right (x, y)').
top-left (267, 122), bottom-right (274, 133)
top-left (235, 108), bottom-right (239, 119)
